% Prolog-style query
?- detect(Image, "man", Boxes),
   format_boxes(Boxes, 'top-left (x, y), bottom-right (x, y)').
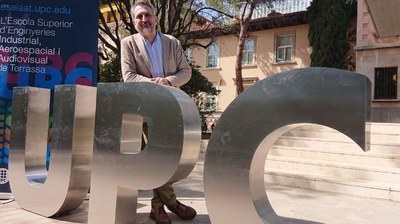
top-left (120, 1), bottom-right (196, 224)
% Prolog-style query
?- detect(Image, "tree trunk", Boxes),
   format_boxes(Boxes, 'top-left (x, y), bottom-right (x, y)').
top-left (235, 1), bottom-right (255, 95)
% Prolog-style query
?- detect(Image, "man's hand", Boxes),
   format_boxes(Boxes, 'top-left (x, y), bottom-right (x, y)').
top-left (150, 77), bottom-right (172, 86)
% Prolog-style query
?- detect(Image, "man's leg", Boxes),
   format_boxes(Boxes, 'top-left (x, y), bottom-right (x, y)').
top-left (141, 123), bottom-right (169, 224)
top-left (144, 124), bottom-right (196, 221)
top-left (152, 184), bottom-right (177, 208)
top-left (151, 184), bottom-right (196, 221)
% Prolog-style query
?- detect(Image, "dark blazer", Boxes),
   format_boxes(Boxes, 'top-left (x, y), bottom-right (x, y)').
top-left (121, 33), bottom-right (191, 87)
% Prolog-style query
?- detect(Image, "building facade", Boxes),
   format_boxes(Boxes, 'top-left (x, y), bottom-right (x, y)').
top-left (192, 22), bottom-right (311, 112)
top-left (190, 2), bottom-right (313, 127)
top-left (356, 0), bottom-right (400, 122)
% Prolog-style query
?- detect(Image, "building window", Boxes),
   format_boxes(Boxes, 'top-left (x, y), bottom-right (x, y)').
top-left (242, 39), bottom-right (255, 65)
top-left (374, 67), bottom-right (398, 100)
top-left (233, 77), bottom-right (259, 93)
top-left (243, 77), bottom-right (259, 91)
top-left (276, 33), bottom-right (294, 63)
top-left (207, 43), bottom-right (219, 68)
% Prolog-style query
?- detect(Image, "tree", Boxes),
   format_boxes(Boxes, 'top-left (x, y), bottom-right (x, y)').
top-left (307, 0), bottom-right (357, 69)
top-left (206, 0), bottom-right (279, 95)
top-left (235, 1), bottom-right (257, 95)
top-left (98, 55), bottom-right (122, 82)
top-left (98, 0), bottom-right (132, 61)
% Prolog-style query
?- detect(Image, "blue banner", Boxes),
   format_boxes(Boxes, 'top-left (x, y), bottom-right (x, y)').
top-left (0, 0), bottom-right (99, 193)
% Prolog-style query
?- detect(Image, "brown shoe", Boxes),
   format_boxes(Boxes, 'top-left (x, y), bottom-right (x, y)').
top-left (149, 206), bottom-right (171, 224)
top-left (167, 200), bottom-right (197, 220)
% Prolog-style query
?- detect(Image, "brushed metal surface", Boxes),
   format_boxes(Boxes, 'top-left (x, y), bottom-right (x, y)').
top-left (204, 68), bottom-right (371, 224)
top-left (88, 82), bottom-right (201, 223)
top-left (9, 85), bottom-right (97, 217)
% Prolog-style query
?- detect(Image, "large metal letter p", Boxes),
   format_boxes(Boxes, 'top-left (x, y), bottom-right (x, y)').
top-left (88, 82), bottom-right (201, 223)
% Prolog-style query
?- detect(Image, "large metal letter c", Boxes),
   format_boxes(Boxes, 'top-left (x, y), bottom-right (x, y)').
top-left (204, 68), bottom-right (371, 224)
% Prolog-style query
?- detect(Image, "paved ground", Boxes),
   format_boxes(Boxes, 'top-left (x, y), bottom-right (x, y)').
top-left (1, 151), bottom-right (400, 223)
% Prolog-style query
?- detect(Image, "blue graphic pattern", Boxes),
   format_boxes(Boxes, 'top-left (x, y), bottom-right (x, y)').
top-left (3, 148), bottom-right (9, 164)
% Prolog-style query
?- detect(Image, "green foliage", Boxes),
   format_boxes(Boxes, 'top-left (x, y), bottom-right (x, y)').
top-left (307, 0), bottom-right (356, 69)
top-left (98, 56), bottom-right (122, 83)
top-left (181, 64), bottom-right (220, 117)
top-left (181, 63), bottom-right (219, 96)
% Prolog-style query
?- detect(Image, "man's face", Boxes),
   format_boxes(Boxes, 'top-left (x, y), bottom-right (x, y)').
top-left (133, 4), bottom-right (157, 40)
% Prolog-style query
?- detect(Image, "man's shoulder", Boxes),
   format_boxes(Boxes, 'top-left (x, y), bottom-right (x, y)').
top-left (160, 33), bottom-right (179, 41)
top-left (121, 34), bottom-right (140, 43)
top-left (160, 33), bottom-right (174, 39)
top-left (160, 33), bottom-right (181, 47)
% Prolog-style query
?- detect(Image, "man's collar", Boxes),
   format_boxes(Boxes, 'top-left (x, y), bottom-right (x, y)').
top-left (140, 31), bottom-right (160, 45)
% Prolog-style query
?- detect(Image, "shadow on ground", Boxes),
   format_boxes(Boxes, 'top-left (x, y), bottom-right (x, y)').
top-left (280, 216), bottom-right (324, 224)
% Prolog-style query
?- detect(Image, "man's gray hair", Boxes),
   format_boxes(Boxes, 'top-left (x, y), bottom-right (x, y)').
top-left (130, 0), bottom-right (156, 18)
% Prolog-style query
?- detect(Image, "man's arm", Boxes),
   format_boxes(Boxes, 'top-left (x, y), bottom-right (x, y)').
top-left (164, 38), bottom-right (191, 87)
top-left (120, 37), bottom-right (152, 82)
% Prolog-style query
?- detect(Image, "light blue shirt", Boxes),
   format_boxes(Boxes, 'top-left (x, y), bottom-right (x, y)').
top-left (142, 33), bottom-right (164, 78)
